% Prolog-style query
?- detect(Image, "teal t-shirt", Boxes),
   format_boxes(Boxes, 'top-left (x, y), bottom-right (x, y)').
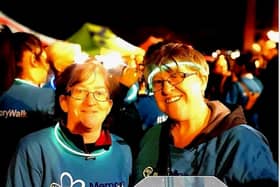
top-left (6, 124), bottom-right (132, 187)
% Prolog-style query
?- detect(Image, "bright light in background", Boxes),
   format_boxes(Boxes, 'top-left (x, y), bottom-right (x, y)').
top-left (265, 40), bottom-right (277, 49)
top-left (254, 59), bottom-right (261, 68)
top-left (74, 52), bottom-right (89, 64)
top-left (252, 43), bottom-right (261, 53)
top-left (211, 49), bottom-right (239, 60)
top-left (211, 49), bottom-right (221, 58)
top-left (267, 30), bottom-right (279, 43)
top-left (95, 52), bottom-right (126, 69)
top-left (230, 50), bottom-right (240, 59)
top-left (212, 51), bottom-right (218, 58)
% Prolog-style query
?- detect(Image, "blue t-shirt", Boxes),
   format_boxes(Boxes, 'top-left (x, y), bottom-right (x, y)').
top-left (0, 79), bottom-right (54, 116)
top-left (0, 79), bottom-right (55, 186)
top-left (6, 124), bottom-right (132, 187)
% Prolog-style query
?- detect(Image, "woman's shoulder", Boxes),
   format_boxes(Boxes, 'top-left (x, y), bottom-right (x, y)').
top-left (222, 125), bottom-right (268, 145)
top-left (110, 133), bottom-right (131, 147)
top-left (9, 83), bottom-right (55, 100)
top-left (19, 126), bottom-right (54, 144)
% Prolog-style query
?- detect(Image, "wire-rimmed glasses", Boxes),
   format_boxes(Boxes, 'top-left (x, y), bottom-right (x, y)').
top-left (152, 72), bottom-right (196, 92)
top-left (66, 88), bottom-right (110, 102)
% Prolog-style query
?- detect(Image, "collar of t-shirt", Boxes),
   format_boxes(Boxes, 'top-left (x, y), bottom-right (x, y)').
top-left (60, 123), bottom-right (112, 153)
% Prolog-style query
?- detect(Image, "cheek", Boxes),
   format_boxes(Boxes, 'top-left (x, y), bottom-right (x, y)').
top-left (66, 103), bottom-right (82, 121)
top-left (69, 102), bottom-right (82, 116)
top-left (190, 83), bottom-right (201, 94)
top-left (184, 80), bottom-right (203, 96)
top-left (156, 102), bottom-right (165, 112)
top-left (103, 102), bottom-right (113, 115)
top-left (153, 96), bottom-right (166, 112)
top-left (60, 98), bottom-right (80, 114)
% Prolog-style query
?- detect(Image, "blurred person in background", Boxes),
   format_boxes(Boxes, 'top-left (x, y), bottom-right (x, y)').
top-left (110, 42), bottom-right (168, 159)
top-left (223, 52), bottom-right (263, 130)
top-left (254, 42), bottom-right (279, 163)
top-left (0, 25), bottom-right (55, 186)
top-left (205, 53), bottom-right (234, 101)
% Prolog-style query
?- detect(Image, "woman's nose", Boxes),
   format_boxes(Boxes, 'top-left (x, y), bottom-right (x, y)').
top-left (161, 80), bottom-right (174, 95)
top-left (84, 92), bottom-right (98, 105)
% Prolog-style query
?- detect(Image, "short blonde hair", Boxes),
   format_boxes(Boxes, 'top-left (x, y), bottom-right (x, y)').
top-left (144, 42), bottom-right (209, 79)
top-left (143, 42), bottom-right (209, 94)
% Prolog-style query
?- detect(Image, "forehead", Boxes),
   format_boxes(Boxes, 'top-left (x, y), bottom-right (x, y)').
top-left (73, 72), bottom-right (107, 88)
top-left (152, 66), bottom-right (187, 78)
top-left (148, 61), bottom-right (202, 80)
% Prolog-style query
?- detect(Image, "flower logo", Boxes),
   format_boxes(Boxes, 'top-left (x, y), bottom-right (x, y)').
top-left (50, 172), bottom-right (85, 187)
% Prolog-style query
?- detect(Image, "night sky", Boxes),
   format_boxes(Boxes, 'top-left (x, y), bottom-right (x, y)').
top-left (1, 0), bottom-right (277, 54)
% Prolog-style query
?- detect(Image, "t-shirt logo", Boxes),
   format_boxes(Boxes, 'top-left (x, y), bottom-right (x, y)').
top-left (50, 172), bottom-right (85, 187)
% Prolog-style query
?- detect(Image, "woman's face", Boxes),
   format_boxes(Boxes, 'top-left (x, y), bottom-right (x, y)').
top-left (60, 72), bottom-right (112, 133)
top-left (23, 49), bottom-right (50, 85)
top-left (37, 50), bottom-right (51, 83)
top-left (152, 65), bottom-right (205, 121)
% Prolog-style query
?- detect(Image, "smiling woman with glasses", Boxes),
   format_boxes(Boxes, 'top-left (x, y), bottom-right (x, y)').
top-left (6, 58), bottom-right (133, 187)
top-left (134, 42), bottom-right (278, 186)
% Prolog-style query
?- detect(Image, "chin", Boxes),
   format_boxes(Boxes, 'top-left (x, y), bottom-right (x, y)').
top-left (169, 113), bottom-right (187, 121)
top-left (81, 119), bottom-right (99, 127)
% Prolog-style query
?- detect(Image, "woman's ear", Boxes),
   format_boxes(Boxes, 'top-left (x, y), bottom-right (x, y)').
top-left (59, 95), bottom-right (68, 112)
top-left (21, 51), bottom-right (36, 67)
top-left (29, 53), bottom-right (38, 67)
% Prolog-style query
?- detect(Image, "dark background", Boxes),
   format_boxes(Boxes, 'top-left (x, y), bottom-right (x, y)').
top-left (1, 0), bottom-right (278, 54)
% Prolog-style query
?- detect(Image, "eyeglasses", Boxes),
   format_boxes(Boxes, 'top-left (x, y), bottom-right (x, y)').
top-left (152, 72), bottom-right (196, 92)
top-left (66, 88), bottom-right (110, 102)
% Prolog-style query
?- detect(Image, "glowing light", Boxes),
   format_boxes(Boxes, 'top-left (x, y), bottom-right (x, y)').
top-left (267, 30), bottom-right (279, 43)
top-left (252, 43), bottom-right (261, 53)
top-left (211, 49), bottom-right (221, 58)
top-left (254, 59), bottom-right (261, 68)
top-left (212, 51), bottom-right (218, 58)
top-left (95, 52), bottom-right (126, 69)
top-left (74, 52), bottom-right (89, 64)
top-left (265, 40), bottom-right (277, 49)
top-left (230, 50), bottom-right (240, 59)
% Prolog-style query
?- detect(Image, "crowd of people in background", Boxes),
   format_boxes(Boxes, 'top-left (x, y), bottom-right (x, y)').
top-left (0, 24), bottom-right (278, 187)
top-left (205, 44), bottom-right (279, 162)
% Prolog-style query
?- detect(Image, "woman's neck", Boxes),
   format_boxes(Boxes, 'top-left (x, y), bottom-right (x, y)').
top-left (171, 104), bottom-right (211, 148)
top-left (67, 122), bottom-right (102, 144)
